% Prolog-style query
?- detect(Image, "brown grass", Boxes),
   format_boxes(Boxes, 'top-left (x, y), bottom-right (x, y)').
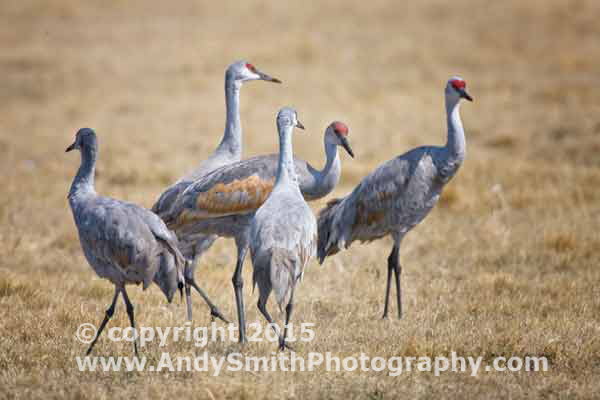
top-left (1, 0), bottom-right (600, 398)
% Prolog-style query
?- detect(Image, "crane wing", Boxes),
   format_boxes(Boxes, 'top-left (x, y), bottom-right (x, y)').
top-left (151, 181), bottom-right (190, 218)
top-left (169, 155), bottom-right (280, 226)
top-left (318, 155), bottom-right (413, 260)
top-left (125, 202), bottom-right (185, 268)
top-left (76, 197), bottom-right (159, 287)
top-left (349, 156), bottom-right (412, 228)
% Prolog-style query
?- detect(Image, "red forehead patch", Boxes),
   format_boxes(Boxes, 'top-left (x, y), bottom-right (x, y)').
top-left (245, 63), bottom-right (256, 72)
top-left (333, 121), bottom-right (348, 136)
top-left (451, 79), bottom-right (466, 90)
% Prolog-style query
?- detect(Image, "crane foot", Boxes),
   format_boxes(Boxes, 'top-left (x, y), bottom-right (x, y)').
top-left (279, 339), bottom-right (296, 352)
top-left (210, 307), bottom-right (230, 324)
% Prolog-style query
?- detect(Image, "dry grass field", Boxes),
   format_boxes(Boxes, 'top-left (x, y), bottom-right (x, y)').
top-left (1, 0), bottom-right (600, 398)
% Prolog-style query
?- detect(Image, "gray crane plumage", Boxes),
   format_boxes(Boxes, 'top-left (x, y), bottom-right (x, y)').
top-left (317, 77), bottom-right (473, 319)
top-left (67, 128), bottom-right (185, 355)
top-left (151, 60), bottom-right (280, 321)
top-left (166, 121), bottom-right (353, 339)
top-left (249, 107), bottom-right (317, 351)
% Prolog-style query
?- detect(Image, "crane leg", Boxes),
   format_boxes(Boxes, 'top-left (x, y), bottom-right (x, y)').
top-left (232, 246), bottom-right (248, 344)
top-left (121, 287), bottom-right (139, 356)
top-left (187, 277), bottom-right (229, 323)
top-left (184, 250), bottom-right (229, 323)
top-left (280, 285), bottom-right (296, 351)
top-left (185, 282), bottom-right (193, 321)
top-left (257, 293), bottom-right (295, 351)
top-left (257, 296), bottom-right (276, 326)
top-left (395, 261), bottom-right (403, 319)
top-left (85, 287), bottom-right (120, 355)
top-left (382, 245), bottom-right (399, 319)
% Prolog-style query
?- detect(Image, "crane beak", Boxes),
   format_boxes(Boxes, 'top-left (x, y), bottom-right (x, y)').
top-left (257, 70), bottom-right (282, 84)
top-left (178, 282), bottom-right (184, 302)
top-left (340, 136), bottom-right (354, 158)
top-left (65, 141), bottom-right (77, 152)
top-left (459, 88), bottom-right (473, 102)
top-left (296, 120), bottom-right (305, 130)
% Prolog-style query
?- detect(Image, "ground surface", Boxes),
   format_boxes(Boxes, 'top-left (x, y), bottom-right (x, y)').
top-left (1, 1), bottom-right (599, 398)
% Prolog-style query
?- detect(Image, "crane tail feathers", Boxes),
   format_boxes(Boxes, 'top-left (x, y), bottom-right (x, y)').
top-left (317, 197), bottom-right (345, 263)
top-left (157, 237), bottom-right (186, 285)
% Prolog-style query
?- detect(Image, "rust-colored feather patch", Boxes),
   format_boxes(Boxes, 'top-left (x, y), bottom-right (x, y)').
top-left (355, 201), bottom-right (385, 227)
top-left (112, 244), bottom-right (131, 272)
top-left (177, 175), bottom-right (275, 224)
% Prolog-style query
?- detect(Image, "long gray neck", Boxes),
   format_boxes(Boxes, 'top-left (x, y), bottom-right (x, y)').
top-left (274, 124), bottom-right (298, 188)
top-left (69, 145), bottom-right (97, 200)
top-left (444, 97), bottom-right (466, 167)
top-left (311, 139), bottom-right (340, 197)
top-left (215, 74), bottom-right (242, 157)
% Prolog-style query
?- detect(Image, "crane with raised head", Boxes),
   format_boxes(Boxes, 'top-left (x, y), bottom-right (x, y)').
top-left (152, 60), bottom-right (280, 322)
top-left (317, 77), bottom-right (473, 319)
top-left (248, 107), bottom-right (317, 351)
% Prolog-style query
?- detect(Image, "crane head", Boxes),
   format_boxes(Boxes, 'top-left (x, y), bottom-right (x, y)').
top-left (446, 76), bottom-right (473, 102)
top-left (326, 121), bottom-right (354, 158)
top-left (227, 60), bottom-right (282, 84)
top-left (277, 107), bottom-right (304, 131)
top-left (66, 128), bottom-right (97, 153)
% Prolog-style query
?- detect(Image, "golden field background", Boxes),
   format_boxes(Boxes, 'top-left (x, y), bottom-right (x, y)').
top-left (1, 0), bottom-right (600, 398)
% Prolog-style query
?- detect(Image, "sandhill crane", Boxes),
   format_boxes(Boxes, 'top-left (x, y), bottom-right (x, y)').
top-left (166, 121), bottom-right (353, 341)
top-left (317, 77), bottom-right (473, 319)
top-left (152, 60), bottom-right (280, 322)
top-left (249, 107), bottom-right (316, 351)
top-left (67, 128), bottom-right (185, 355)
